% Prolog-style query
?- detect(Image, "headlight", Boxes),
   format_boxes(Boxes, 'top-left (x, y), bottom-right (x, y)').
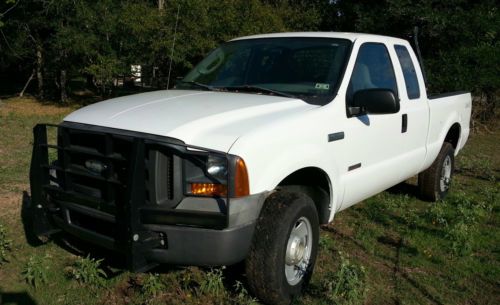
top-left (206, 155), bottom-right (227, 180)
top-left (184, 154), bottom-right (249, 198)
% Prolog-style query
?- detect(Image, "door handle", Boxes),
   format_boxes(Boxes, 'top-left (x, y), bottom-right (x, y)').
top-left (402, 114), bottom-right (408, 133)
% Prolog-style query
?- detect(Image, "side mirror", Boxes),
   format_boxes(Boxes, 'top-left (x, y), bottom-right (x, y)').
top-left (349, 89), bottom-right (400, 116)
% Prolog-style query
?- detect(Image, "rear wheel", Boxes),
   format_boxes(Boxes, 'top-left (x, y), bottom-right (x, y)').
top-left (418, 142), bottom-right (455, 201)
top-left (246, 191), bottom-right (319, 305)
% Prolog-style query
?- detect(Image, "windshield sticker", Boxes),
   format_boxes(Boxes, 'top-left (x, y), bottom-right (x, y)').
top-left (315, 83), bottom-right (330, 90)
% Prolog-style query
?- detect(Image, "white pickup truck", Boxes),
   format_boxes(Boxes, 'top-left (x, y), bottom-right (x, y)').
top-left (29, 32), bottom-right (471, 304)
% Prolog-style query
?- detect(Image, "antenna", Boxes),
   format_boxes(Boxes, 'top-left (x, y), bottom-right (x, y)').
top-left (166, 4), bottom-right (180, 90)
top-left (413, 26), bottom-right (428, 87)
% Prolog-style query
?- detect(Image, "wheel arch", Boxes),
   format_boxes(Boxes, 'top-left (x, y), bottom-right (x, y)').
top-left (276, 167), bottom-right (332, 224)
top-left (444, 122), bottom-right (461, 149)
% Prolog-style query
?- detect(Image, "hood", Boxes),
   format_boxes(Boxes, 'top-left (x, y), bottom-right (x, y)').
top-left (64, 90), bottom-right (316, 152)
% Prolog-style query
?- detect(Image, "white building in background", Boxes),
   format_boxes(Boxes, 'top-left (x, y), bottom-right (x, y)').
top-left (131, 65), bottom-right (142, 83)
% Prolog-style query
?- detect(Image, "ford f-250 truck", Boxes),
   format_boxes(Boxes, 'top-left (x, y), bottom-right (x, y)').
top-left (28, 32), bottom-right (471, 304)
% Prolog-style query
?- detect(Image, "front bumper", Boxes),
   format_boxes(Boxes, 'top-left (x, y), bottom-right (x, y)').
top-left (28, 123), bottom-right (264, 271)
top-left (49, 208), bottom-right (256, 266)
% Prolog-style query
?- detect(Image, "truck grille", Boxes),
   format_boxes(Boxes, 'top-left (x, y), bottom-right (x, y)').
top-left (56, 128), bottom-right (135, 215)
top-left (39, 124), bottom-right (183, 225)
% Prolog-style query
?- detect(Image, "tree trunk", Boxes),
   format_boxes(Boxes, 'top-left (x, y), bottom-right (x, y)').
top-left (158, 0), bottom-right (165, 10)
top-left (19, 69), bottom-right (35, 97)
top-left (60, 69), bottom-right (68, 103)
top-left (36, 45), bottom-right (44, 99)
top-left (86, 74), bottom-right (95, 89)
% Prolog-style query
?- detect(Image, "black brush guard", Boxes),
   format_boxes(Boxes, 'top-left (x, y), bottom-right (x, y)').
top-left (29, 123), bottom-right (232, 272)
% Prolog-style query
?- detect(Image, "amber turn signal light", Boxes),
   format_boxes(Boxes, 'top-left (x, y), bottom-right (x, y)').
top-left (234, 157), bottom-right (250, 197)
top-left (190, 183), bottom-right (227, 196)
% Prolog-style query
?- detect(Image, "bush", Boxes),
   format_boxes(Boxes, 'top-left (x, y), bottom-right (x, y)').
top-left (322, 253), bottom-right (366, 305)
top-left (0, 224), bottom-right (12, 264)
top-left (22, 254), bottom-right (50, 288)
top-left (67, 255), bottom-right (107, 287)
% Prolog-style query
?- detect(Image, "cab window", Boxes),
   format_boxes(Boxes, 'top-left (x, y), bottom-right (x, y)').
top-left (347, 43), bottom-right (398, 105)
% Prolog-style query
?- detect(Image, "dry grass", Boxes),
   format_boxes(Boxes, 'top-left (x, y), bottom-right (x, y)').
top-left (0, 96), bottom-right (77, 116)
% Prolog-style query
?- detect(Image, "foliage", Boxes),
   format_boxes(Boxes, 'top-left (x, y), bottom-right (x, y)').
top-left (22, 254), bottom-right (50, 288)
top-left (141, 273), bottom-right (165, 297)
top-left (67, 255), bottom-right (107, 287)
top-left (198, 267), bottom-right (225, 297)
top-left (0, 0), bottom-right (496, 119)
top-left (0, 223), bottom-right (12, 264)
top-left (425, 191), bottom-right (493, 256)
top-left (232, 281), bottom-right (259, 305)
top-left (319, 233), bottom-right (334, 251)
top-left (322, 253), bottom-right (366, 305)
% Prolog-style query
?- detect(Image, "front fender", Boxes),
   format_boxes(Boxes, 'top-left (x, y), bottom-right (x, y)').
top-left (232, 141), bottom-right (342, 214)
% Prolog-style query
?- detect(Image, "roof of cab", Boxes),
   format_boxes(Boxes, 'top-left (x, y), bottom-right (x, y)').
top-left (230, 32), bottom-right (408, 44)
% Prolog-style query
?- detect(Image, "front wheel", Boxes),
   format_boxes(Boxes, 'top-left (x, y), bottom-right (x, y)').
top-left (418, 142), bottom-right (455, 201)
top-left (245, 191), bottom-right (319, 305)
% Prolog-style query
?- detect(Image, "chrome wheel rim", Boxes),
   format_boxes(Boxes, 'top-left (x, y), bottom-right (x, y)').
top-left (440, 155), bottom-right (452, 192)
top-left (285, 217), bottom-right (313, 285)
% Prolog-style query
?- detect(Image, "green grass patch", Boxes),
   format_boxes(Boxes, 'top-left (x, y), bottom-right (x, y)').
top-left (0, 97), bottom-right (498, 304)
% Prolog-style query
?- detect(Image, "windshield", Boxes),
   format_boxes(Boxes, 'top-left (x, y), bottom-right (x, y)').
top-left (177, 37), bottom-right (352, 105)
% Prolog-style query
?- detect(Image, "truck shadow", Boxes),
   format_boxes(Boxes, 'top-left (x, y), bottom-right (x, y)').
top-left (386, 181), bottom-right (419, 198)
top-left (0, 291), bottom-right (37, 305)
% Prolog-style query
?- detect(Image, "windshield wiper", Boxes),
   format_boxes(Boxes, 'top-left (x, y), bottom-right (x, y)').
top-left (221, 85), bottom-right (297, 99)
top-left (177, 80), bottom-right (216, 91)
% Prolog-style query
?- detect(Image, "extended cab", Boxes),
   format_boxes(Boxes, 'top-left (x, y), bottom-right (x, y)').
top-left (29, 32), bottom-right (471, 304)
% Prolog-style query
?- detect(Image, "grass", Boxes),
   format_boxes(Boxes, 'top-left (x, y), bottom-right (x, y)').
top-left (0, 96), bottom-right (499, 304)
top-left (67, 255), bottom-right (107, 287)
top-left (21, 254), bottom-right (50, 289)
top-left (0, 224), bottom-right (12, 264)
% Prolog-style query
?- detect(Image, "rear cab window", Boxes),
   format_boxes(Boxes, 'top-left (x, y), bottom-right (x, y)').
top-left (394, 45), bottom-right (421, 99)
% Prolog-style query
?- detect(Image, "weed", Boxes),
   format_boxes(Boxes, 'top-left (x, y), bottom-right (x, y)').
top-left (179, 269), bottom-right (194, 290)
top-left (426, 203), bottom-right (449, 227)
top-left (447, 221), bottom-right (474, 256)
top-left (398, 207), bottom-right (419, 231)
top-left (233, 281), bottom-right (259, 305)
top-left (141, 273), bottom-right (165, 297)
top-left (22, 254), bottom-right (50, 288)
top-left (319, 234), bottom-right (334, 251)
top-left (322, 253), bottom-right (366, 305)
top-left (361, 199), bottom-right (390, 224)
top-left (452, 192), bottom-right (491, 224)
top-left (438, 192), bottom-right (492, 256)
top-left (0, 224), bottom-right (12, 264)
top-left (67, 255), bottom-right (107, 287)
top-left (482, 186), bottom-right (499, 208)
top-left (199, 267), bottom-right (225, 297)
top-left (385, 194), bottom-right (410, 211)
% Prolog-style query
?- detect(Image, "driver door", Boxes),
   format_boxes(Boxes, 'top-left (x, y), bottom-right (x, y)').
top-left (340, 42), bottom-right (406, 208)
